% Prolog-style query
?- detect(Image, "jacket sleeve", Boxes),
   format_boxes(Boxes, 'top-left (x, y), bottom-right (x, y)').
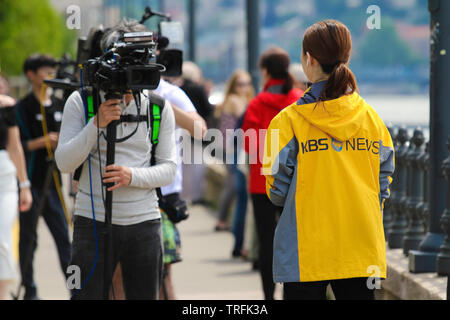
top-left (379, 124), bottom-right (395, 209)
top-left (55, 91), bottom-right (103, 173)
top-left (263, 110), bottom-right (298, 207)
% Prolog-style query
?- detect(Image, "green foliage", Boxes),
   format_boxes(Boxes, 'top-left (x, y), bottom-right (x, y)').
top-left (358, 18), bottom-right (421, 67)
top-left (0, 0), bottom-right (77, 76)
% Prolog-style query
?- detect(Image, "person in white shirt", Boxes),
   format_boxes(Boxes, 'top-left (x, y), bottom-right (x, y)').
top-left (152, 78), bottom-right (206, 300)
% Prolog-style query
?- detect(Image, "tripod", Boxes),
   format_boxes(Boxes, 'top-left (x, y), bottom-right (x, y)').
top-left (102, 92), bottom-right (121, 300)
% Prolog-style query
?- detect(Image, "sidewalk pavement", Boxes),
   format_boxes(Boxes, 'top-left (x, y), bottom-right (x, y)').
top-left (25, 204), bottom-right (282, 300)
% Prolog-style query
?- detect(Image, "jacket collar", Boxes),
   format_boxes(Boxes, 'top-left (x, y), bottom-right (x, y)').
top-left (263, 78), bottom-right (285, 92)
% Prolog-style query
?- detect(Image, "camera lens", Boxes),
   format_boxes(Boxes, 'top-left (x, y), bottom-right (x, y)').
top-left (131, 71), bottom-right (144, 85)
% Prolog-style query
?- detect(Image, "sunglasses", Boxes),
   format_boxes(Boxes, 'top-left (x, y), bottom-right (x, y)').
top-left (235, 81), bottom-right (252, 87)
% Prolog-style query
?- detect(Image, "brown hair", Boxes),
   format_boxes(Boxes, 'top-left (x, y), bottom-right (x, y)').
top-left (302, 20), bottom-right (358, 101)
top-left (215, 70), bottom-right (255, 118)
top-left (223, 70), bottom-right (255, 102)
top-left (259, 47), bottom-right (293, 94)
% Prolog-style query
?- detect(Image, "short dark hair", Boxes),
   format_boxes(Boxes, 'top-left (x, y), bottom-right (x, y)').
top-left (23, 54), bottom-right (57, 74)
top-left (259, 47), bottom-right (293, 94)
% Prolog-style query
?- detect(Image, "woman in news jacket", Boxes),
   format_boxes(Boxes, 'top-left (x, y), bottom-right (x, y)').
top-left (263, 20), bottom-right (395, 300)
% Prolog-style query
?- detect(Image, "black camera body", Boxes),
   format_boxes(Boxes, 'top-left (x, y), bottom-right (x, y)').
top-left (82, 31), bottom-right (164, 94)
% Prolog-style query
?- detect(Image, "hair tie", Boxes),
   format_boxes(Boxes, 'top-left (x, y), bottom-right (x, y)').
top-left (321, 60), bottom-right (343, 74)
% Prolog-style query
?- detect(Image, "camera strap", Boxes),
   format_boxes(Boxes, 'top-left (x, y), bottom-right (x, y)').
top-left (148, 92), bottom-right (165, 200)
top-left (73, 90), bottom-right (165, 187)
top-left (73, 87), bottom-right (100, 181)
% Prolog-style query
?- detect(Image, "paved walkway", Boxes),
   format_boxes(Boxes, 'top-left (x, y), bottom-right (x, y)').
top-left (17, 204), bottom-right (282, 300)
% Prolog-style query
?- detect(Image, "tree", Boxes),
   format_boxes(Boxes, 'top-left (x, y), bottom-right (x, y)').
top-left (357, 18), bottom-right (419, 67)
top-left (0, 0), bottom-right (77, 76)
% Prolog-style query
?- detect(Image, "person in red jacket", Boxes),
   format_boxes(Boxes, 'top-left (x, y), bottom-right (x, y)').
top-left (241, 47), bottom-right (303, 300)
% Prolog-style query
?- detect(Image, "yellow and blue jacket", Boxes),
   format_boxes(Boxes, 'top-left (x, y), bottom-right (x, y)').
top-left (263, 82), bottom-right (394, 283)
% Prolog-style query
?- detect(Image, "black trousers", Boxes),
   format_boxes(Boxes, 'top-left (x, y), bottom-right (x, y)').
top-left (19, 187), bottom-right (71, 298)
top-left (251, 193), bottom-right (282, 300)
top-left (284, 278), bottom-right (376, 300)
top-left (70, 216), bottom-right (163, 300)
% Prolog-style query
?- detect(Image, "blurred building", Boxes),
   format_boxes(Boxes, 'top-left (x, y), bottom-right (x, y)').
top-left (396, 22), bottom-right (429, 58)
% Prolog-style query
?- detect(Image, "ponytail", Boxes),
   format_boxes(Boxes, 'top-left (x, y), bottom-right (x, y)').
top-left (319, 62), bottom-right (358, 101)
top-left (281, 71), bottom-right (294, 95)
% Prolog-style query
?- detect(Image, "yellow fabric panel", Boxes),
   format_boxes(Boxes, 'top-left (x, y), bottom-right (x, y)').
top-left (12, 217), bottom-right (19, 263)
top-left (293, 127), bottom-right (386, 280)
top-left (263, 104), bottom-right (296, 199)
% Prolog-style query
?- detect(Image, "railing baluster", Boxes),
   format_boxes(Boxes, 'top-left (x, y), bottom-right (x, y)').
top-left (388, 128), bottom-right (410, 249)
top-left (403, 129), bottom-right (427, 255)
top-left (437, 136), bottom-right (450, 276)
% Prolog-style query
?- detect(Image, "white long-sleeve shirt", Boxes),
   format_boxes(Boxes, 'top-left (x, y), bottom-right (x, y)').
top-left (151, 79), bottom-right (197, 195)
top-left (55, 90), bottom-right (177, 225)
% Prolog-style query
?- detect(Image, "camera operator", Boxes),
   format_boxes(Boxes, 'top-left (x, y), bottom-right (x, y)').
top-left (55, 19), bottom-right (177, 300)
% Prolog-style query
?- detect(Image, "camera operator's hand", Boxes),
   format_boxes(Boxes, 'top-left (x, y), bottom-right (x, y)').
top-left (102, 165), bottom-right (132, 191)
top-left (94, 99), bottom-right (122, 128)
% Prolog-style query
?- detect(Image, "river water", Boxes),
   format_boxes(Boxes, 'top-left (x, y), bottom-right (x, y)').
top-left (210, 91), bottom-right (431, 138)
top-left (364, 94), bottom-right (430, 139)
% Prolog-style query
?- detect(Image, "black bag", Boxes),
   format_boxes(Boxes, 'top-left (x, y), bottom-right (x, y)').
top-left (158, 192), bottom-right (189, 224)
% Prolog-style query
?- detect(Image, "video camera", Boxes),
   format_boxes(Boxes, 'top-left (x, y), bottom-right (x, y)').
top-left (45, 6), bottom-right (183, 96)
top-left (82, 31), bottom-right (164, 96)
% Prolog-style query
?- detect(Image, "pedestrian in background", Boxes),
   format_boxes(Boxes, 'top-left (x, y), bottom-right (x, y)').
top-left (242, 47), bottom-right (303, 300)
top-left (153, 77), bottom-right (207, 300)
top-left (214, 70), bottom-right (254, 258)
top-left (0, 75), bottom-right (11, 95)
top-left (15, 54), bottom-right (71, 300)
top-left (178, 62), bottom-right (212, 206)
top-left (0, 94), bottom-right (32, 300)
top-left (289, 63), bottom-right (309, 92)
top-left (263, 20), bottom-right (394, 300)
